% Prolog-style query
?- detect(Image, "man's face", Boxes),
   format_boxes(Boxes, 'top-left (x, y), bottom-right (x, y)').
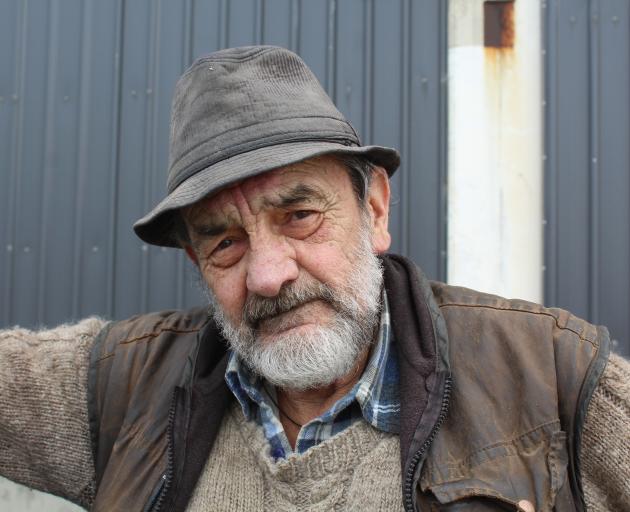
top-left (183, 156), bottom-right (391, 389)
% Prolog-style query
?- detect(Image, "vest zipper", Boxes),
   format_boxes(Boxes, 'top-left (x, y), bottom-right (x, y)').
top-left (403, 375), bottom-right (452, 512)
top-left (147, 388), bottom-right (178, 512)
top-left (144, 473), bottom-right (166, 512)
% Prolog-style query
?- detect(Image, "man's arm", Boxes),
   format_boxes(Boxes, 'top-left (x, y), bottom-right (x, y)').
top-left (0, 318), bottom-right (107, 509)
top-left (581, 352), bottom-right (630, 511)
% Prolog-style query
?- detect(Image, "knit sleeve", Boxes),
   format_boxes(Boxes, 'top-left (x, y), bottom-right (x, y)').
top-left (580, 352), bottom-right (630, 512)
top-left (0, 318), bottom-right (107, 509)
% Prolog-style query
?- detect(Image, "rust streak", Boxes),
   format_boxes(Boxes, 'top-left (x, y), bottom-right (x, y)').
top-left (484, 0), bottom-right (515, 48)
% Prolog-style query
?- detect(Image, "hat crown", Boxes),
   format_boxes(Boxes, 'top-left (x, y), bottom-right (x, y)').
top-left (167, 46), bottom-right (359, 192)
top-left (133, 45), bottom-right (400, 248)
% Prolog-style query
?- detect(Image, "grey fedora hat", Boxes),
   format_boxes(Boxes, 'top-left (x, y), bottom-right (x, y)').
top-left (133, 46), bottom-right (400, 247)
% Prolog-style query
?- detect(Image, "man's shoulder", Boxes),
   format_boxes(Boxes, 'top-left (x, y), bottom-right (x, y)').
top-left (429, 280), bottom-right (605, 348)
top-left (92, 307), bottom-right (211, 360)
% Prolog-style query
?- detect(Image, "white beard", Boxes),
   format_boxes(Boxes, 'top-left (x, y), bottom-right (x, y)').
top-left (201, 216), bottom-right (384, 390)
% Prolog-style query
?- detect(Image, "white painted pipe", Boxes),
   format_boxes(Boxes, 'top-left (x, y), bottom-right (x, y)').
top-left (447, 0), bottom-right (543, 302)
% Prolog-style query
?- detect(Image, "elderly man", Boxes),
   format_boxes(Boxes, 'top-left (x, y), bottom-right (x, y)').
top-left (0, 46), bottom-right (628, 512)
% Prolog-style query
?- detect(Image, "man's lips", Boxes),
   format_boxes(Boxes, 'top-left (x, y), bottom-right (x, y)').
top-left (255, 300), bottom-right (326, 333)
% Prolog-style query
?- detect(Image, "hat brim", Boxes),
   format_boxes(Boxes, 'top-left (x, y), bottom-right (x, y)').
top-left (133, 141), bottom-right (400, 247)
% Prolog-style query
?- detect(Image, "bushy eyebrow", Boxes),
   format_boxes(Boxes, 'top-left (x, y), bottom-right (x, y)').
top-left (191, 222), bottom-right (228, 239)
top-left (264, 183), bottom-right (331, 209)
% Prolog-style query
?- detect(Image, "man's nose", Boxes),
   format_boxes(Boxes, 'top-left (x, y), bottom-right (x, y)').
top-left (245, 234), bottom-right (299, 297)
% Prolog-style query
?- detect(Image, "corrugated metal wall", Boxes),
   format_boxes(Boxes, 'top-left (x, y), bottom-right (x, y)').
top-left (0, 0), bottom-right (448, 329)
top-left (544, 0), bottom-right (630, 356)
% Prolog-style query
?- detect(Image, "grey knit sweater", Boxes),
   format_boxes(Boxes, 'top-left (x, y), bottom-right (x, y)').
top-left (0, 319), bottom-right (628, 510)
top-left (187, 402), bottom-right (403, 511)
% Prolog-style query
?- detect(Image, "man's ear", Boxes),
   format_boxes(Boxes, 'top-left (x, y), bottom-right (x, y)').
top-left (184, 245), bottom-right (199, 265)
top-left (366, 167), bottom-right (391, 254)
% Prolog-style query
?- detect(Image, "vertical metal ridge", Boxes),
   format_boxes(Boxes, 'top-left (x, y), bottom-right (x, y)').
top-left (399, 0), bottom-right (411, 257)
top-left (183, 0), bottom-right (193, 67)
top-left (325, 0), bottom-right (336, 100)
top-left (627, 3), bottom-right (630, 345)
top-left (219, 0), bottom-right (229, 48)
top-left (588, 0), bottom-right (600, 323)
top-left (363, 0), bottom-right (374, 144)
top-left (177, 0), bottom-right (194, 308)
top-left (255, 0), bottom-right (263, 44)
top-left (437, 0), bottom-right (448, 282)
top-left (289, 0), bottom-right (300, 53)
top-left (3, 0), bottom-right (28, 324)
top-left (140, 0), bottom-right (159, 312)
top-left (72, 0), bottom-right (92, 318)
top-left (543, 0), bottom-right (558, 307)
top-left (107, 0), bottom-right (125, 318)
top-left (37, 0), bottom-right (58, 325)
top-left (149, 0), bottom-right (162, 308)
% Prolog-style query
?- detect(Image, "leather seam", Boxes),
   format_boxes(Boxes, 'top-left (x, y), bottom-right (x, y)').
top-left (95, 327), bottom-right (204, 362)
top-left (438, 303), bottom-right (597, 347)
top-left (118, 327), bottom-right (203, 345)
top-left (459, 418), bottom-right (560, 461)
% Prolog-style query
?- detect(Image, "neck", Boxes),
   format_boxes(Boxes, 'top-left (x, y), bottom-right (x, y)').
top-left (275, 348), bottom-right (370, 448)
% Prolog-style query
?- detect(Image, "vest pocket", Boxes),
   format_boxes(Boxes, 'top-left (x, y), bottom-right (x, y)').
top-left (417, 427), bottom-right (569, 511)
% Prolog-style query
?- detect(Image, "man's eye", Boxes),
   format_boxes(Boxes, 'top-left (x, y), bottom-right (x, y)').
top-left (292, 210), bottom-right (314, 220)
top-left (215, 239), bottom-right (233, 251)
top-left (208, 237), bottom-right (246, 268)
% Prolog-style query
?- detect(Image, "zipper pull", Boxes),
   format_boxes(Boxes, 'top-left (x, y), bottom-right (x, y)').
top-left (144, 473), bottom-right (167, 512)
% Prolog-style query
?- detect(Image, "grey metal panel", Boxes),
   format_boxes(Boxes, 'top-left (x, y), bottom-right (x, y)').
top-left (39, 0), bottom-right (85, 326)
top-left (8, 1), bottom-right (51, 327)
top-left (191, 0), bottom-right (223, 55)
top-left (544, 0), bottom-right (630, 356)
top-left (1, 0), bottom-right (447, 328)
top-left (545, 0), bottom-right (591, 318)
top-left (372, 0), bottom-right (405, 254)
top-left (227, 0), bottom-right (257, 47)
top-left (263, 0), bottom-right (299, 49)
top-left (75, 0), bottom-right (123, 320)
top-left (296, 1), bottom-right (329, 83)
top-left (0, 0), bottom-right (123, 327)
top-left (0, 0), bottom-right (20, 327)
top-left (335, 0), bottom-right (369, 136)
top-left (597, 0), bottom-right (630, 356)
top-left (113, 0), bottom-right (156, 319)
top-left (145, 0), bottom-right (191, 314)
top-left (407, 0), bottom-right (448, 276)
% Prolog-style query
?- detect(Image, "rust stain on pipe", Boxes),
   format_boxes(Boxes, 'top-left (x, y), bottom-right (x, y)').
top-left (484, 0), bottom-right (515, 48)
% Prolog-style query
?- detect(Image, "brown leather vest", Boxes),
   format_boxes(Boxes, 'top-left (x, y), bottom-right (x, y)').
top-left (88, 255), bottom-right (609, 511)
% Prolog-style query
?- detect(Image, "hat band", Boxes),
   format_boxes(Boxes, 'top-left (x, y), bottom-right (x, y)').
top-left (167, 117), bottom-right (359, 192)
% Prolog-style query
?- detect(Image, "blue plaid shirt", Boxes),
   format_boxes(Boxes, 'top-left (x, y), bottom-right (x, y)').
top-left (225, 292), bottom-right (400, 460)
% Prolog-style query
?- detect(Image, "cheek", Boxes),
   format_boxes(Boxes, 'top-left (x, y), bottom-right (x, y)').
top-left (294, 241), bottom-right (355, 284)
top-left (202, 266), bottom-right (248, 322)
top-left (294, 214), bottom-right (365, 281)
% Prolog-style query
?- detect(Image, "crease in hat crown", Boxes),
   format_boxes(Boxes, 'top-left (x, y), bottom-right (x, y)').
top-left (134, 45), bottom-right (400, 248)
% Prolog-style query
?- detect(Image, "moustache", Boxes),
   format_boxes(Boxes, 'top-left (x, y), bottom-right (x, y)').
top-left (242, 279), bottom-right (340, 329)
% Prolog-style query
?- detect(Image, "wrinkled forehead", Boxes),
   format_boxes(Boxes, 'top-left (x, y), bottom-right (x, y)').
top-left (182, 155), bottom-right (350, 222)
